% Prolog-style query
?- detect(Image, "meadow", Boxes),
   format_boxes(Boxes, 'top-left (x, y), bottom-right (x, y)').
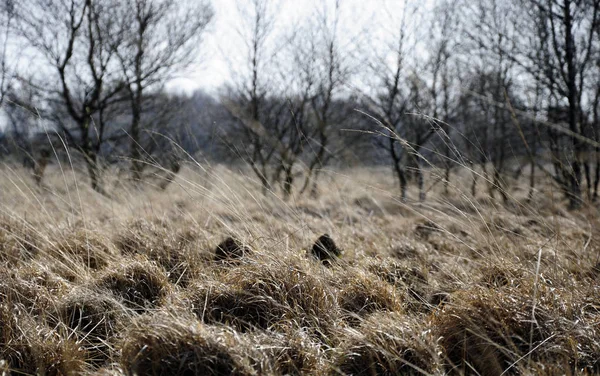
top-left (0, 163), bottom-right (599, 375)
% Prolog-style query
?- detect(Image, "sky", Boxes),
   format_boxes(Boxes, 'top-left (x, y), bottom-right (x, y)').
top-left (166, 0), bottom-right (406, 95)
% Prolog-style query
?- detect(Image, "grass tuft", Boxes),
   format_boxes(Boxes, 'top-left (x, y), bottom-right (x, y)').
top-left (95, 258), bottom-right (171, 311)
top-left (432, 283), bottom-right (600, 374)
top-left (332, 312), bottom-right (443, 376)
top-left (119, 312), bottom-right (253, 376)
top-left (337, 269), bottom-right (403, 323)
top-left (54, 287), bottom-right (130, 366)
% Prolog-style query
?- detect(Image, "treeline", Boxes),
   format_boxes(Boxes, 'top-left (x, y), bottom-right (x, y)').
top-left (0, 0), bottom-right (599, 209)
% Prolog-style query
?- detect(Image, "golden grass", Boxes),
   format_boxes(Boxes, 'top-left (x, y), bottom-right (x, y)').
top-left (0, 163), bottom-right (599, 375)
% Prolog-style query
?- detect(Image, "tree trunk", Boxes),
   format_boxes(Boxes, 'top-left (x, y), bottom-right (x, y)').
top-left (528, 160), bottom-right (535, 202)
top-left (444, 162), bottom-right (450, 195)
top-left (309, 168), bottom-right (322, 198)
top-left (481, 159), bottom-right (494, 199)
top-left (564, 0), bottom-right (583, 209)
top-left (129, 82), bottom-right (144, 184)
top-left (417, 162), bottom-right (425, 202)
top-left (389, 138), bottom-right (407, 201)
top-left (33, 149), bottom-right (51, 186)
top-left (85, 151), bottom-right (105, 194)
top-left (130, 110), bottom-right (142, 183)
top-left (282, 163), bottom-right (294, 200)
top-left (593, 151), bottom-right (600, 201)
top-left (300, 133), bottom-right (327, 196)
top-left (568, 159), bottom-right (583, 209)
top-left (250, 160), bottom-right (270, 196)
top-left (158, 158), bottom-right (181, 190)
top-left (584, 160), bottom-right (592, 200)
top-left (410, 154), bottom-right (425, 202)
top-left (493, 169), bottom-right (508, 202)
top-left (471, 161), bottom-right (477, 197)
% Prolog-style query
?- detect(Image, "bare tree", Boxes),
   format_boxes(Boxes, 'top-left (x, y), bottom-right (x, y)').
top-left (15, 0), bottom-right (127, 193)
top-left (462, 0), bottom-right (524, 201)
top-left (364, 1), bottom-right (451, 202)
top-left (298, 0), bottom-right (356, 197)
top-left (271, 5), bottom-right (357, 199)
top-left (110, 0), bottom-right (213, 184)
top-left (221, 0), bottom-right (279, 195)
top-left (221, 0), bottom-right (360, 199)
top-left (362, 4), bottom-right (414, 200)
top-left (427, 0), bottom-right (460, 196)
top-left (0, 0), bottom-right (16, 107)
top-left (273, 63), bottom-right (313, 198)
top-left (219, 0), bottom-right (335, 197)
top-left (507, 0), bottom-right (600, 208)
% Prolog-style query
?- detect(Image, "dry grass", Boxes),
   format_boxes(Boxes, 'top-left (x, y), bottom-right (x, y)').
top-left (53, 287), bottom-right (130, 366)
top-left (119, 312), bottom-right (254, 376)
top-left (331, 312), bottom-right (443, 375)
top-left (0, 163), bottom-right (599, 375)
top-left (95, 258), bottom-right (172, 311)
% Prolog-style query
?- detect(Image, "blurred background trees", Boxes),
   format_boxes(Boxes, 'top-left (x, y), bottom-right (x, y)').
top-left (1, 0), bottom-right (214, 193)
top-left (1, 0), bottom-right (600, 208)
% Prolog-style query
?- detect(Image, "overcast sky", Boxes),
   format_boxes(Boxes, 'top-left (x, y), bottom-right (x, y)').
top-left (166, 0), bottom-right (409, 95)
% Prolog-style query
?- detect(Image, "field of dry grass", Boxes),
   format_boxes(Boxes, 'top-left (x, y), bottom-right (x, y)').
top-left (0, 162), bottom-right (599, 375)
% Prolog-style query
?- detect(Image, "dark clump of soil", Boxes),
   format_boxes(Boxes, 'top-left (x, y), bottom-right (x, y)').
top-left (414, 220), bottom-right (441, 239)
top-left (214, 237), bottom-right (250, 262)
top-left (311, 234), bottom-right (341, 265)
